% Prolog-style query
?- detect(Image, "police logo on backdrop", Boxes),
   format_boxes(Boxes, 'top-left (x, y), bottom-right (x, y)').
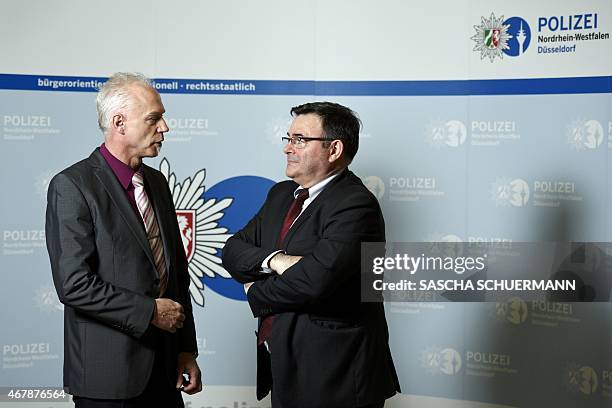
top-left (425, 119), bottom-right (467, 148)
top-left (421, 347), bottom-right (462, 375)
top-left (567, 119), bottom-right (604, 150)
top-left (35, 169), bottom-right (57, 201)
top-left (424, 234), bottom-right (465, 261)
top-left (565, 363), bottom-right (598, 396)
top-left (267, 117), bottom-right (293, 147)
top-left (363, 175), bottom-right (385, 200)
top-left (491, 178), bottom-right (530, 207)
top-left (160, 158), bottom-right (232, 306)
top-left (176, 210), bottom-right (196, 261)
top-left (35, 285), bottom-right (63, 313)
top-left (160, 158), bottom-right (275, 304)
top-left (503, 17), bottom-right (531, 56)
top-left (471, 13), bottom-right (531, 61)
top-left (428, 239), bottom-right (464, 259)
top-left (471, 13), bottom-right (513, 61)
top-left (495, 297), bottom-right (528, 325)
top-left (474, 12), bottom-right (609, 58)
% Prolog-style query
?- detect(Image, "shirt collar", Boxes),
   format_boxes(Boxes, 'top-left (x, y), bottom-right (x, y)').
top-left (99, 143), bottom-right (140, 190)
top-left (294, 171), bottom-right (340, 199)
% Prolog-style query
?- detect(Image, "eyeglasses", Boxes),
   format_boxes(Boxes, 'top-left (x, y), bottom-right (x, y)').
top-left (281, 136), bottom-right (333, 149)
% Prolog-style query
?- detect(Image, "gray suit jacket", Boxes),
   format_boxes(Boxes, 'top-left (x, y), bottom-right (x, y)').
top-left (45, 148), bottom-right (197, 399)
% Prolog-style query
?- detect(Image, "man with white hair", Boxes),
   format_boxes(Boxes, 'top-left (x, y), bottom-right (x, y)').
top-left (46, 73), bottom-right (201, 408)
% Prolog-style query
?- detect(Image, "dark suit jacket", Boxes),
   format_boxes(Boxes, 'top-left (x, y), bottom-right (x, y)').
top-left (222, 169), bottom-right (400, 408)
top-left (45, 148), bottom-right (197, 399)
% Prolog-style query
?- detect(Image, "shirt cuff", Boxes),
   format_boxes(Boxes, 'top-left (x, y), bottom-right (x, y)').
top-left (261, 250), bottom-right (284, 273)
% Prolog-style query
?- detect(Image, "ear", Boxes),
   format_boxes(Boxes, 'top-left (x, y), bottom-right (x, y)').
top-left (112, 114), bottom-right (126, 135)
top-left (327, 139), bottom-right (344, 163)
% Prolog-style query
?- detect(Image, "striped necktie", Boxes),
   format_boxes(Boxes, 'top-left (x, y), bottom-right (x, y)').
top-left (132, 171), bottom-right (168, 296)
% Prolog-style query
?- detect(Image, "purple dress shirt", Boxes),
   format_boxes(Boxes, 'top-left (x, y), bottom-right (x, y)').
top-left (99, 144), bottom-right (143, 223)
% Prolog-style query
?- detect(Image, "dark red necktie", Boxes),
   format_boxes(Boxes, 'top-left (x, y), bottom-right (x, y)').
top-left (277, 188), bottom-right (310, 246)
top-left (258, 188), bottom-right (309, 346)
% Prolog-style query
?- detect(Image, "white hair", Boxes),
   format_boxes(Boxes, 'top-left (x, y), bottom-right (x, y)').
top-left (96, 72), bottom-right (154, 134)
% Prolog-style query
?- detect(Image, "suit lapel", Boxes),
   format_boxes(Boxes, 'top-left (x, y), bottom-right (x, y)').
top-left (272, 184), bottom-right (298, 248)
top-left (89, 150), bottom-right (157, 271)
top-left (282, 170), bottom-right (350, 245)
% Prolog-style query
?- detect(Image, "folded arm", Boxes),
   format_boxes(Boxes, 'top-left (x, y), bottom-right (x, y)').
top-left (222, 191), bottom-right (278, 284)
top-left (246, 191), bottom-right (384, 317)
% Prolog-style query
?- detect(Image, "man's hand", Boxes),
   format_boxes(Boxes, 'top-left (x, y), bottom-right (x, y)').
top-left (270, 253), bottom-right (303, 275)
top-left (243, 253), bottom-right (303, 293)
top-left (151, 298), bottom-right (185, 333)
top-left (176, 352), bottom-right (202, 394)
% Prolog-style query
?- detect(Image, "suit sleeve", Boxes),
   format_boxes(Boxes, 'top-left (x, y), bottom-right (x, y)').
top-left (246, 189), bottom-right (384, 317)
top-left (45, 173), bottom-right (155, 338)
top-left (221, 187), bottom-right (279, 284)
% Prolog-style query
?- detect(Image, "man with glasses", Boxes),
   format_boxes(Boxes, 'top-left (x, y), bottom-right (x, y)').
top-left (222, 102), bottom-right (400, 408)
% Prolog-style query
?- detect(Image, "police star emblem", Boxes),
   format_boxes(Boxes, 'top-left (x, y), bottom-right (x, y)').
top-left (159, 158), bottom-right (233, 307)
top-left (471, 13), bottom-right (513, 62)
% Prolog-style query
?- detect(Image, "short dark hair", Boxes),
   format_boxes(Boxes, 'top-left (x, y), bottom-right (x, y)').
top-left (290, 101), bottom-right (361, 162)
